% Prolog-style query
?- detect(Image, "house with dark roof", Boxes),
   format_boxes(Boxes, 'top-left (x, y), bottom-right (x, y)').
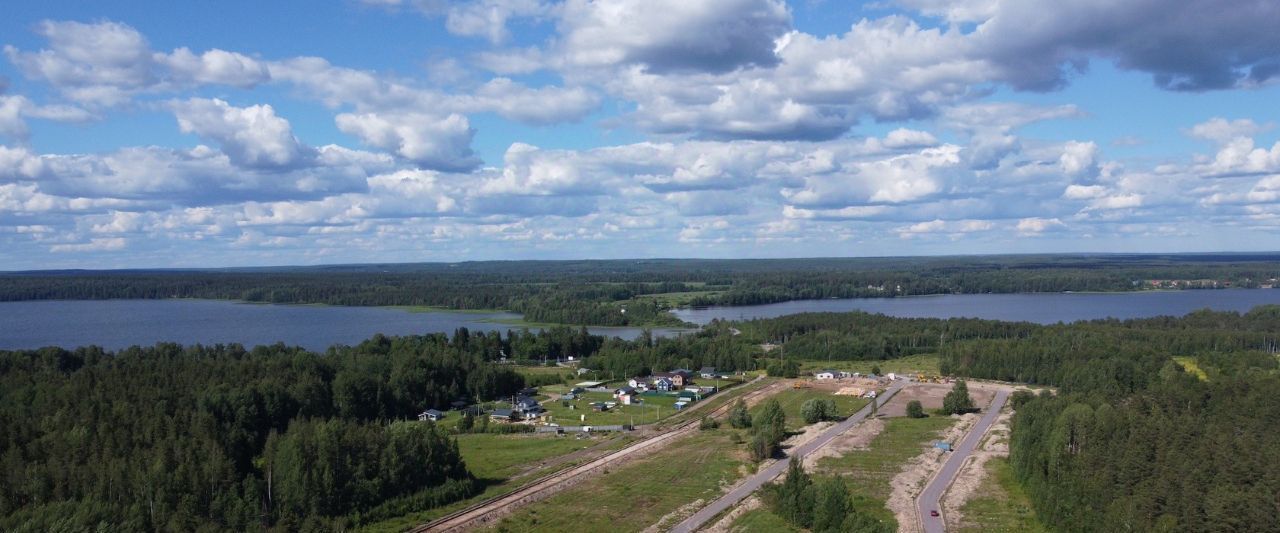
top-left (418, 409), bottom-right (446, 422)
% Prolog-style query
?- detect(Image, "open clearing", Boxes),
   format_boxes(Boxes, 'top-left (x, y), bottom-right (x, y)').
top-left (538, 391), bottom-right (683, 426)
top-left (748, 387), bottom-right (869, 431)
top-left (878, 381), bottom-right (993, 418)
top-left (488, 429), bottom-right (751, 532)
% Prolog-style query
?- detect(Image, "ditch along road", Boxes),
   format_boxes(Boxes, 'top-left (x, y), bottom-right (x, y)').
top-left (668, 379), bottom-right (908, 533)
top-left (917, 388), bottom-right (1010, 533)
top-left (414, 376), bottom-right (783, 533)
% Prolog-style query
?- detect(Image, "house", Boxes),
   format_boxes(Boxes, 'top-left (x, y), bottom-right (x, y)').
top-left (570, 387), bottom-right (586, 394)
top-left (514, 397), bottom-right (544, 418)
top-left (615, 385), bottom-right (637, 399)
top-left (627, 377), bottom-right (651, 390)
top-left (563, 392), bottom-right (577, 400)
top-left (418, 409), bottom-right (446, 422)
top-left (450, 400), bottom-right (468, 410)
top-left (655, 372), bottom-right (687, 388)
top-left (699, 367), bottom-right (718, 379)
top-left (836, 371), bottom-right (853, 379)
top-left (671, 369), bottom-right (693, 385)
top-left (815, 370), bottom-right (837, 380)
top-left (617, 388), bottom-right (639, 405)
top-left (653, 376), bottom-right (675, 391)
top-left (490, 408), bottom-right (516, 422)
top-left (590, 402), bottom-right (608, 412)
top-left (577, 367), bottom-right (592, 376)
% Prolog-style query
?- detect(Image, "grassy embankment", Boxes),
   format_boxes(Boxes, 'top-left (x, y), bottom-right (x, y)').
top-left (957, 458), bottom-right (1049, 532)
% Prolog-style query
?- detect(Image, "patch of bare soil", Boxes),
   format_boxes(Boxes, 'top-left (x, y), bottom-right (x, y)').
top-left (886, 413), bottom-right (977, 533)
top-left (781, 420), bottom-right (836, 453)
top-left (879, 383), bottom-right (995, 418)
top-left (645, 498), bottom-right (705, 533)
top-left (805, 416), bottom-right (885, 470)
top-left (705, 495), bottom-right (763, 533)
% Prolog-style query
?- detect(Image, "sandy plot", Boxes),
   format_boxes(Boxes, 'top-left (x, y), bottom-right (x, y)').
top-left (804, 416), bottom-right (885, 470)
top-left (878, 382), bottom-right (994, 418)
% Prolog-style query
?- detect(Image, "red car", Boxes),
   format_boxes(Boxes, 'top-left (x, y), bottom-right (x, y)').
top-left (930, 510), bottom-right (940, 517)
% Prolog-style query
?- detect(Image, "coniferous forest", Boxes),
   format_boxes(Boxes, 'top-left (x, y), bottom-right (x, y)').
top-left (4, 299), bottom-right (1280, 530)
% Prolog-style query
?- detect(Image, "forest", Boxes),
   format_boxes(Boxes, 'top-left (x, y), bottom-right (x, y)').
top-left (4, 296), bottom-right (1280, 531)
top-left (4, 254), bottom-right (1280, 327)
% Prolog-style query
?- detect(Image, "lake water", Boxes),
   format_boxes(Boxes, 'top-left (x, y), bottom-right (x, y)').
top-left (0, 300), bottom-right (689, 352)
top-left (5, 290), bottom-right (1280, 352)
top-left (671, 289), bottom-right (1280, 325)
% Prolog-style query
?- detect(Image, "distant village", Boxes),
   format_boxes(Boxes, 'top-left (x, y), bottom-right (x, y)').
top-left (417, 367), bottom-right (732, 432)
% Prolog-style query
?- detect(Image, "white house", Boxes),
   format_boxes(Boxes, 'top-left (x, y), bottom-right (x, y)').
top-left (418, 409), bottom-right (445, 422)
top-left (815, 370), bottom-right (837, 380)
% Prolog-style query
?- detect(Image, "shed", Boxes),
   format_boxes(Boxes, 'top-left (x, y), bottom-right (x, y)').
top-left (418, 409), bottom-right (446, 422)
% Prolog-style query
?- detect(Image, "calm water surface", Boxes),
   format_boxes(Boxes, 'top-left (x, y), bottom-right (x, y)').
top-left (671, 289), bottom-right (1280, 325)
top-left (0, 300), bottom-right (688, 351)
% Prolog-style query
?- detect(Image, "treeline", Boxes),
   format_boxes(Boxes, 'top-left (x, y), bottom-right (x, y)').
top-left (934, 307), bottom-right (1280, 531)
top-left (5, 254), bottom-right (1280, 327)
top-left (0, 331), bottom-right (549, 531)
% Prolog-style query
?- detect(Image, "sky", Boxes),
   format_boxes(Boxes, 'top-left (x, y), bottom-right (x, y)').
top-left (2, 0), bottom-right (1280, 269)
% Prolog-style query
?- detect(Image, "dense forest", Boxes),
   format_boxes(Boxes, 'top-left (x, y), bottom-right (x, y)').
top-left (4, 254), bottom-right (1280, 327)
top-left (0, 321), bottom-right (768, 531)
top-left (5, 291), bottom-right (1280, 531)
top-left (937, 307), bottom-right (1280, 531)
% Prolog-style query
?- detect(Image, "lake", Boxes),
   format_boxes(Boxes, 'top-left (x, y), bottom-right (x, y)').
top-left (671, 289), bottom-right (1280, 325)
top-left (0, 300), bottom-right (690, 352)
top-left (5, 290), bottom-right (1280, 352)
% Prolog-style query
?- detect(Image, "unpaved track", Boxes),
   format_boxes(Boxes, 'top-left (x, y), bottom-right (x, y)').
top-left (413, 377), bottom-right (779, 532)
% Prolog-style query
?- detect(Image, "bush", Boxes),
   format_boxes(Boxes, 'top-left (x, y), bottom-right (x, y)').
top-left (906, 400), bottom-right (925, 418)
top-left (728, 399), bottom-right (752, 429)
top-left (941, 380), bottom-right (976, 415)
top-left (699, 416), bottom-right (720, 430)
top-left (801, 398), bottom-right (837, 424)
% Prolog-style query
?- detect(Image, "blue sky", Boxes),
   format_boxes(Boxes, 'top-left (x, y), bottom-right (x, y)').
top-left (2, 0), bottom-right (1280, 269)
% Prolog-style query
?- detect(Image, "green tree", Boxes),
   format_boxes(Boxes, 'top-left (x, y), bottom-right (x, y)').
top-left (801, 398), bottom-right (830, 424)
top-left (941, 380), bottom-right (975, 415)
top-left (870, 365), bottom-right (882, 375)
top-left (906, 400), bottom-right (925, 418)
top-left (699, 416), bottom-right (719, 430)
top-left (813, 476), bottom-right (851, 533)
top-left (728, 399), bottom-right (752, 429)
top-left (753, 398), bottom-right (787, 446)
top-left (777, 457), bottom-right (814, 528)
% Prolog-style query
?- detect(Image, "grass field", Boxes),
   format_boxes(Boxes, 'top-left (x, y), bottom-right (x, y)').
top-left (797, 353), bottom-right (941, 376)
top-left (749, 388), bottom-right (870, 430)
top-left (538, 391), bottom-right (684, 426)
top-left (815, 416), bottom-right (956, 524)
top-left (729, 507), bottom-right (803, 532)
top-left (957, 458), bottom-right (1048, 533)
top-left (1172, 356), bottom-right (1209, 381)
top-left (362, 433), bottom-right (634, 532)
top-left (491, 429), bottom-right (751, 532)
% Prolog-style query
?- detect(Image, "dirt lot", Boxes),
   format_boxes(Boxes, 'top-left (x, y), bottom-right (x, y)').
top-left (878, 382), bottom-right (994, 418)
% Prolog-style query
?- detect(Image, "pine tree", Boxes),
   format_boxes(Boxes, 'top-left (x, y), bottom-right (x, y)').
top-left (906, 400), bottom-right (925, 418)
top-left (812, 476), bottom-right (851, 533)
top-left (942, 380), bottom-right (975, 415)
